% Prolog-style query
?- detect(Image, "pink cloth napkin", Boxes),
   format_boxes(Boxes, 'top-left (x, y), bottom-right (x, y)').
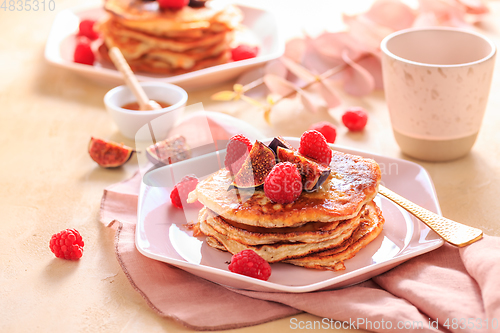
top-left (100, 112), bottom-right (500, 332)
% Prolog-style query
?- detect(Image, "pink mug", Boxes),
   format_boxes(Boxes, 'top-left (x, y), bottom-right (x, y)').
top-left (381, 27), bottom-right (496, 161)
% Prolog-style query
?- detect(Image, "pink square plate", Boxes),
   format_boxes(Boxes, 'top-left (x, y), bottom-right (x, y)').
top-left (136, 138), bottom-right (444, 293)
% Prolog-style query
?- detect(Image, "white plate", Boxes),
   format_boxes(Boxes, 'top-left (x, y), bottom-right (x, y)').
top-left (44, 4), bottom-right (284, 90)
top-left (136, 138), bottom-right (444, 293)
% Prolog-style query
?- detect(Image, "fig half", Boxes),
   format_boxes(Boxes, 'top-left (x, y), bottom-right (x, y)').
top-left (88, 137), bottom-right (134, 168)
top-left (230, 140), bottom-right (276, 190)
top-left (276, 147), bottom-right (331, 192)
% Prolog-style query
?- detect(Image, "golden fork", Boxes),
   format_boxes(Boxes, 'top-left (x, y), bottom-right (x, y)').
top-left (378, 185), bottom-right (483, 247)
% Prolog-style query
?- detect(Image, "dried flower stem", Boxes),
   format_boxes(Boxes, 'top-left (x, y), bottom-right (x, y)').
top-left (236, 53), bottom-right (371, 107)
top-left (241, 77), bottom-right (264, 92)
top-left (272, 53), bottom-right (371, 104)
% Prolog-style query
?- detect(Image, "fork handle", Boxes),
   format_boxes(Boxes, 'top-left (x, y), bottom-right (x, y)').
top-left (378, 185), bottom-right (483, 247)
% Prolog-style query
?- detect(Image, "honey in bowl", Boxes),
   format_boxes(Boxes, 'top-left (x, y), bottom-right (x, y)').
top-left (121, 101), bottom-right (171, 111)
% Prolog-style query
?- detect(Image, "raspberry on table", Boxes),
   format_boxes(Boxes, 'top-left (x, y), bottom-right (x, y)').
top-left (74, 38), bottom-right (95, 65)
top-left (231, 45), bottom-right (259, 62)
top-left (49, 229), bottom-right (84, 260)
top-left (77, 19), bottom-right (99, 41)
top-left (264, 162), bottom-right (303, 204)
top-left (298, 130), bottom-right (333, 166)
top-left (158, 0), bottom-right (189, 10)
top-left (224, 134), bottom-right (253, 175)
top-left (170, 174), bottom-right (203, 209)
top-left (228, 249), bottom-right (272, 281)
top-left (309, 121), bottom-right (337, 144)
top-left (342, 107), bottom-right (368, 131)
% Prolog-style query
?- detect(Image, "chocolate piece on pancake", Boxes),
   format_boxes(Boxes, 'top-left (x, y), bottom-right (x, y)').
top-left (189, 150), bottom-right (381, 228)
top-left (285, 201), bottom-right (385, 270)
top-left (198, 205), bottom-right (364, 263)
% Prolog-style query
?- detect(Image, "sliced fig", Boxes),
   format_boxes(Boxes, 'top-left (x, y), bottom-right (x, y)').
top-left (276, 147), bottom-right (331, 192)
top-left (268, 136), bottom-right (295, 155)
top-left (88, 137), bottom-right (134, 168)
top-left (146, 135), bottom-right (191, 165)
top-left (230, 141), bottom-right (276, 190)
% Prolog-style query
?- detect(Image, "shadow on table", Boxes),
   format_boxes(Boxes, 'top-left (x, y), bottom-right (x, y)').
top-left (42, 257), bottom-right (80, 283)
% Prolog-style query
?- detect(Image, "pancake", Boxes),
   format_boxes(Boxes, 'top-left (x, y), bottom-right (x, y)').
top-left (129, 50), bottom-right (230, 74)
top-left (189, 150), bottom-right (381, 228)
top-left (98, 43), bottom-right (231, 75)
top-left (285, 202), bottom-right (385, 270)
top-left (98, 19), bottom-right (231, 58)
top-left (144, 41), bottom-right (228, 68)
top-left (103, 0), bottom-right (242, 38)
top-left (97, 0), bottom-right (245, 74)
top-left (199, 208), bottom-right (362, 263)
top-left (203, 202), bottom-right (377, 245)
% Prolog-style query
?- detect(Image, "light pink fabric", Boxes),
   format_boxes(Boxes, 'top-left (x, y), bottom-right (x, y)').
top-left (100, 113), bottom-right (500, 332)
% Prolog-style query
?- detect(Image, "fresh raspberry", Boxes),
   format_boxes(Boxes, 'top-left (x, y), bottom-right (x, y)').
top-left (309, 121), bottom-right (337, 144)
top-left (228, 249), bottom-right (271, 281)
top-left (158, 0), bottom-right (189, 10)
top-left (224, 134), bottom-right (253, 175)
top-left (342, 107), bottom-right (368, 131)
top-left (298, 130), bottom-right (332, 166)
top-left (264, 162), bottom-right (302, 204)
top-left (170, 175), bottom-right (203, 209)
top-left (231, 45), bottom-right (259, 62)
top-left (77, 19), bottom-right (99, 41)
top-left (74, 38), bottom-right (95, 65)
top-left (49, 229), bottom-right (84, 260)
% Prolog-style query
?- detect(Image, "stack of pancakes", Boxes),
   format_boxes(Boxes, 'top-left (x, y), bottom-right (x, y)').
top-left (189, 150), bottom-right (385, 271)
top-left (97, 0), bottom-right (244, 74)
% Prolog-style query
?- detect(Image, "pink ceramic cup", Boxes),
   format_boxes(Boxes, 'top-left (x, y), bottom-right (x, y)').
top-left (381, 27), bottom-right (496, 162)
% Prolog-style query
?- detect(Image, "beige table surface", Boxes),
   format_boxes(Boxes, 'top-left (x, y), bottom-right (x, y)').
top-left (1, 0), bottom-right (500, 332)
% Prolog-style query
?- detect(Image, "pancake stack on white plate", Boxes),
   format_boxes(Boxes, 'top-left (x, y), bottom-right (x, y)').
top-left (97, 0), bottom-right (244, 74)
top-left (189, 148), bottom-right (385, 271)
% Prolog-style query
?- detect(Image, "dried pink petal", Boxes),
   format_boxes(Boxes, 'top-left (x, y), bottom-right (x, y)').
top-left (365, 0), bottom-right (416, 31)
top-left (311, 31), bottom-right (365, 62)
top-left (412, 12), bottom-right (440, 27)
top-left (342, 13), bottom-right (393, 51)
top-left (302, 36), bottom-right (342, 75)
top-left (263, 74), bottom-right (298, 97)
top-left (299, 89), bottom-right (319, 114)
top-left (284, 38), bottom-right (306, 63)
top-left (318, 79), bottom-right (342, 108)
top-left (356, 54), bottom-right (384, 90)
top-left (280, 57), bottom-right (316, 83)
top-left (417, 0), bottom-right (467, 25)
top-left (456, 0), bottom-right (489, 15)
top-left (265, 59), bottom-right (288, 78)
top-left (341, 50), bottom-right (375, 96)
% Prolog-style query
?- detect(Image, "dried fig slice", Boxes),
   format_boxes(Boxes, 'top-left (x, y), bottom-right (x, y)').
top-left (88, 137), bottom-right (134, 168)
top-left (229, 141), bottom-right (276, 190)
